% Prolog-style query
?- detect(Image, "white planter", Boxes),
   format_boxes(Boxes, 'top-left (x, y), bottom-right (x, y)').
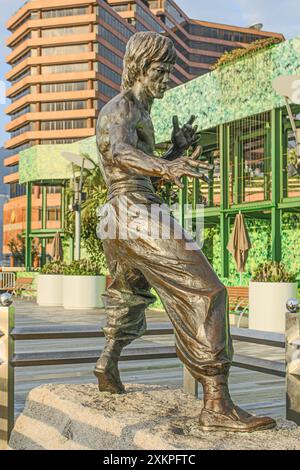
top-left (249, 281), bottom-right (297, 333)
top-left (37, 274), bottom-right (63, 307)
top-left (63, 275), bottom-right (106, 309)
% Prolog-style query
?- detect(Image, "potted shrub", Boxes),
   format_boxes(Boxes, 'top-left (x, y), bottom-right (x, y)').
top-left (249, 261), bottom-right (298, 333)
top-left (37, 261), bottom-right (65, 307)
top-left (62, 259), bottom-right (106, 309)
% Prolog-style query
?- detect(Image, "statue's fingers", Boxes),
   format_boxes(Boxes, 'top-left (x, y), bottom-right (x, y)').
top-left (190, 145), bottom-right (202, 160)
top-left (184, 169), bottom-right (204, 179)
top-left (191, 138), bottom-right (200, 150)
top-left (172, 115), bottom-right (180, 132)
top-left (187, 158), bottom-right (201, 168)
top-left (187, 115), bottom-right (196, 125)
top-left (195, 162), bottom-right (214, 171)
top-left (173, 176), bottom-right (185, 189)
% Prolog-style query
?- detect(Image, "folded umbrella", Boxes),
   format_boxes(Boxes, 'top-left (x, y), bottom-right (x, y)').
top-left (227, 213), bottom-right (251, 275)
top-left (50, 232), bottom-right (63, 262)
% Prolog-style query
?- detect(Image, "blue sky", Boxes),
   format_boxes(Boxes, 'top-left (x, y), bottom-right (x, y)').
top-left (1, 0), bottom-right (300, 147)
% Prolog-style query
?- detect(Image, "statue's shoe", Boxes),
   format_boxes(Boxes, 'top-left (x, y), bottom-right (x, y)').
top-left (94, 359), bottom-right (125, 394)
top-left (199, 406), bottom-right (276, 433)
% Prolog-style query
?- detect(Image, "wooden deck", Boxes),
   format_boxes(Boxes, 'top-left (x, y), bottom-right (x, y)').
top-left (13, 300), bottom-right (285, 419)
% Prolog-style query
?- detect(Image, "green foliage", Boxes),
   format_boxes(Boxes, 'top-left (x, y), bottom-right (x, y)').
top-left (40, 261), bottom-right (65, 275)
top-left (64, 154), bottom-right (108, 270)
top-left (202, 216), bottom-right (300, 286)
top-left (252, 261), bottom-right (296, 283)
top-left (8, 234), bottom-right (39, 267)
top-left (212, 37), bottom-right (283, 70)
top-left (281, 213), bottom-right (300, 281)
top-left (288, 148), bottom-right (298, 165)
top-left (62, 259), bottom-right (105, 276)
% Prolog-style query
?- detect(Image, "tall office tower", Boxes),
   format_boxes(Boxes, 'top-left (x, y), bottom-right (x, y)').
top-left (107, 0), bottom-right (284, 81)
top-left (3, 0), bottom-right (283, 262)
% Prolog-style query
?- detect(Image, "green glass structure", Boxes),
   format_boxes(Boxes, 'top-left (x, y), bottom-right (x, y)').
top-left (19, 36), bottom-right (300, 283)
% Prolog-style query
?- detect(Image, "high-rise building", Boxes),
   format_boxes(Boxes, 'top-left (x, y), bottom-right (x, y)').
top-left (0, 149), bottom-right (10, 264)
top-left (3, 0), bottom-right (283, 261)
top-left (107, 0), bottom-right (284, 81)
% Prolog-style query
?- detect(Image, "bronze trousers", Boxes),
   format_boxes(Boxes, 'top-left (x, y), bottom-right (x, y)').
top-left (100, 192), bottom-right (233, 381)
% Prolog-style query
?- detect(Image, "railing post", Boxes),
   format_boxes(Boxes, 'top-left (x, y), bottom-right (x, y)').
top-left (286, 304), bottom-right (300, 425)
top-left (0, 305), bottom-right (15, 450)
top-left (183, 366), bottom-right (198, 397)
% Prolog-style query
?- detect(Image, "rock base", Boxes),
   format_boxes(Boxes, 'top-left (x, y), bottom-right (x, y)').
top-left (8, 384), bottom-right (300, 450)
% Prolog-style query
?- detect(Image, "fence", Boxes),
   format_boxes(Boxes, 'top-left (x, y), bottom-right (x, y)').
top-left (0, 273), bottom-right (16, 292)
top-left (0, 304), bottom-right (300, 449)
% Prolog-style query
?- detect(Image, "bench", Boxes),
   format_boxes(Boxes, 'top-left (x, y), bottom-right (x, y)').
top-left (227, 286), bottom-right (249, 328)
top-left (7, 277), bottom-right (35, 299)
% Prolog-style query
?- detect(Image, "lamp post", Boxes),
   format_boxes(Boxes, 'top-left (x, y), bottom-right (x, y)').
top-left (62, 152), bottom-right (95, 261)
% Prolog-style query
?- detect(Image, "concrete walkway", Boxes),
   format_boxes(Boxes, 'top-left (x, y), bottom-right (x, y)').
top-left (13, 300), bottom-right (285, 420)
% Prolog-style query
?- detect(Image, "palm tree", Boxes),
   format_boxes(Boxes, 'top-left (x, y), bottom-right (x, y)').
top-left (64, 154), bottom-right (108, 267)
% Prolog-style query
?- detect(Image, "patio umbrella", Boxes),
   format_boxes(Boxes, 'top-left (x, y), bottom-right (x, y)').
top-left (50, 232), bottom-right (63, 262)
top-left (227, 213), bottom-right (251, 284)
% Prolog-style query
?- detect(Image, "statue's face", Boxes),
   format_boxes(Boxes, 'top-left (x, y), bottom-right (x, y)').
top-left (140, 61), bottom-right (173, 99)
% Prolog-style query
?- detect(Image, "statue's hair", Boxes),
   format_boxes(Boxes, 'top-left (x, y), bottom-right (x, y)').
top-left (122, 32), bottom-right (177, 91)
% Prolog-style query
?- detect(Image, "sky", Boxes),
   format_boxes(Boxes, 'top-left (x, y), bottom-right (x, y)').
top-left (1, 0), bottom-right (300, 147)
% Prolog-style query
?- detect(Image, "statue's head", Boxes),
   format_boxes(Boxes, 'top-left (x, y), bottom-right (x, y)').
top-left (122, 32), bottom-right (177, 99)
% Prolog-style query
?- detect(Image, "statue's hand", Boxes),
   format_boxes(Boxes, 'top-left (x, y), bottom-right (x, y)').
top-left (164, 146), bottom-right (213, 188)
top-left (171, 115), bottom-right (200, 154)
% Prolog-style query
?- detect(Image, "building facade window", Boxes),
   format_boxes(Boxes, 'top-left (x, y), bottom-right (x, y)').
top-left (11, 123), bottom-right (32, 138)
top-left (10, 32), bottom-right (31, 50)
top-left (10, 68), bottom-right (31, 85)
top-left (98, 26), bottom-right (126, 53)
top-left (10, 12), bottom-right (38, 32)
top-left (10, 183), bottom-right (26, 198)
top-left (41, 63), bottom-right (89, 74)
top-left (165, 1), bottom-right (185, 24)
top-left (41, 119), bottom-right (88, 131)
top-left (41, 25), bottom-right (90, 38)
top-left (7, 142), bottom-right (31, 157)
top-left (99, 82), bottom-right (118, 99)
top-left (41, 100), bottom-right (87, 112)
top-left (46, 186), bottom-right (62, 194)
top-left (10, 104), bottom-right (31, 120)
top-left (41, 44), bottom-right (89, 56)
top-left (5, 164), bottom-right (19, 175)
top-left (41, 82), bottom-right (88, 93)
top-left (11, 50), bottom-right (31, 66)
top-left (136, 4), bottom-right (163, 32)
top-left (136, 22), bottom-right (148, 32)
top-left (99, 8), bottom-right (133, 39)
top-left (99, 63), bottom-right (121, 85)
top-left (41, 7), bottom-right (88, 19)
top-left (100, 45), bottom-right (123, 69)
top-left (40, 139), bottom-right (79, 145)
top-left (38, 207), bottom-right (61, 222)
top-left (148, 1), bottom-right (160, 8)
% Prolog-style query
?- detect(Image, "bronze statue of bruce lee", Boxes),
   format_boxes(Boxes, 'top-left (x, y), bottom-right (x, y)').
top-left (95, 31), bottom-right (276, 432)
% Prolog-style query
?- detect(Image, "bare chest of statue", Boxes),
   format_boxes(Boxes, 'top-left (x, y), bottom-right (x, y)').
top-left (136, 110), bottom-right (155, 155)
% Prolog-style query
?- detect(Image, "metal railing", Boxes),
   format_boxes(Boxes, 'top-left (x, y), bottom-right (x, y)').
top-left (0, 273), bottom-right (16, 292)
top-left (0, 305), bottom-right (300, 449)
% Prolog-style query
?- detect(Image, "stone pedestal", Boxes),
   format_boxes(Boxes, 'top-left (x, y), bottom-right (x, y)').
top-left (8, 384), bottom-right (300, 450)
